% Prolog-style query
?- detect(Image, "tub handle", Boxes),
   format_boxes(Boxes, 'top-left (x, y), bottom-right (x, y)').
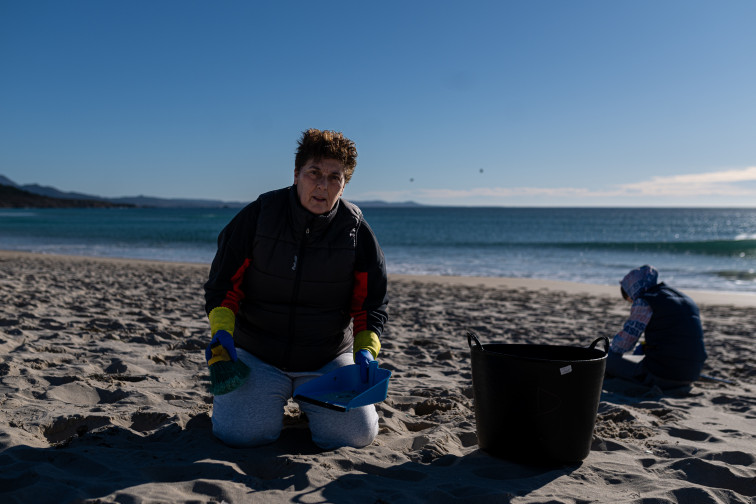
top-left (589, 336), bottom-right (610, 355)
top-left (467, 330), bottom-right (483, 350)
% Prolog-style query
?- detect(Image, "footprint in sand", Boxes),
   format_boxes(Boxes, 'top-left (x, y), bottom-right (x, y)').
top-left (44, 382), bottom-right (101, 406)
top-left (130, 411), bottom-right (171, 433)
top-left (105, 359), bottom-right (128, 374)
top-left (43, 414), bottom-right (112, 444)
top-left (665, 426), bottom-right (719, 442)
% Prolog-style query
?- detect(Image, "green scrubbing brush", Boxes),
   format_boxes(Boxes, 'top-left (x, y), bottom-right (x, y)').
top-left (208, 343), bottom-right (251, 395)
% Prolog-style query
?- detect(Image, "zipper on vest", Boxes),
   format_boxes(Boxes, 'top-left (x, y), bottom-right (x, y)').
top-left (283, 226), bottom-right (309, 369)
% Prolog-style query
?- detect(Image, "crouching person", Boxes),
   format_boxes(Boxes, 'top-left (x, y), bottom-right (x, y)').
top-left (606, 265), bottom-right (706, 390)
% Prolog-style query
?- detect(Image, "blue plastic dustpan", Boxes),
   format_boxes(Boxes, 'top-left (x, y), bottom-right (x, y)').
top-left (293, 361), bottom-right (391, 412)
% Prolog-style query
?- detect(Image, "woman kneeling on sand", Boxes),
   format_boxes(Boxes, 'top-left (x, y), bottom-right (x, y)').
top-left (203, 129), bottom-right (388, 449)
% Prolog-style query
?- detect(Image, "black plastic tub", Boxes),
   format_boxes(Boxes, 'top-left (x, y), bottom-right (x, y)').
top-left (468, 332), bottom-right (608, 465)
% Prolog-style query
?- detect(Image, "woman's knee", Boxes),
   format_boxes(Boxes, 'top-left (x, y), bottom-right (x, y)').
top-left (341, 421), bottom-right (379, 449)
top-left (310, 407), bottom-right (379, 450)
top-left (211, 396), bottom-right (284, 447)
top-left (312, 428), bottom-right (377, 450)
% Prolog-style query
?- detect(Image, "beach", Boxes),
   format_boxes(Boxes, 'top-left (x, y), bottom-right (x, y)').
top-left (1, 250), bottom-right (754, 503)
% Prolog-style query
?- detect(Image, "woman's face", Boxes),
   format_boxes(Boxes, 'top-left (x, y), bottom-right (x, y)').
top-left (294, 158), bottom-right (346, 215)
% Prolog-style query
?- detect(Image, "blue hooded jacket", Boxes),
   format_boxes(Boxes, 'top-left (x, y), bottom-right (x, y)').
top-left (614, 265), bottom-right (706, 382)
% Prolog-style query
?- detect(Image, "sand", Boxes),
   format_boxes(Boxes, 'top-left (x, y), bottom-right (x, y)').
top-left (0, 250), bottom-right (754, 503)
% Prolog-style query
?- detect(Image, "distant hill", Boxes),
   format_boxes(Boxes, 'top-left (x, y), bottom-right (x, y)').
top-left (10, 182), bottom-right (113, 203)
top-left (0, 184), bottom-right (133, 208)
top-left (102, 195), bottom-right (248, 208)
top-left (0, 175), bottom-right (19, 187)
top-left (0, 176), bottom-right (247, 208)
top-left (0, 175), bottom-right (423, 208)
top-left (349, 200), bottom-right (424, 208)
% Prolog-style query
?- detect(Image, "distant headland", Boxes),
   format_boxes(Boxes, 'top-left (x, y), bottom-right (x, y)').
top-left (0, 175), bottom-right (422, 209)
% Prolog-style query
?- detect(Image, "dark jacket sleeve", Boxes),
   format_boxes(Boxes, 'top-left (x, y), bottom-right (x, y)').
top-left (204, 200), bottom-right (260, 315)
top-left (350, 220), bottom-right (389, 336)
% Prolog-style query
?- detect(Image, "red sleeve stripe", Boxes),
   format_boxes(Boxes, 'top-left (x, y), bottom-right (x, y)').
top-left (220, 258), bottom-right (251, 314)
top-left (350, 270), bottom-right (369, 333)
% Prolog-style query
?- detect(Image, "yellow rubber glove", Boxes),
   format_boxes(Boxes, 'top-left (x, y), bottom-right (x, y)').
top-left (353, 330), bottom-right (381, 360)
top-left (208, 306), bottom-right (235, 336)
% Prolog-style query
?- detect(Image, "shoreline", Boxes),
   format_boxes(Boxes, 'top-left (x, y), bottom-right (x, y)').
top-left (390, 273), bottom-right (756, 308)
top-left (3, 249), bottom-right (754, 308)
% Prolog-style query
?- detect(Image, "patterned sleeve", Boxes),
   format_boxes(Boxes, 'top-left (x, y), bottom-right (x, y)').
top-left (610, 298), bottom-right (653, 353)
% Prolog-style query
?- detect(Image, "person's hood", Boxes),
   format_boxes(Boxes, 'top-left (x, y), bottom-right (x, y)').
top-left (620, 265), bottom-right (659, 300)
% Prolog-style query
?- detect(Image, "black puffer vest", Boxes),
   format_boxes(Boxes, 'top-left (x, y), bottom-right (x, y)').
top-left (234, 186), bottom-right (363, 371)
top-left (640, 283), bottom-right (706, 382)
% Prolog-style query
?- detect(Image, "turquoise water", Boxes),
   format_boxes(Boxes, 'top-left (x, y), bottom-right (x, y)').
top-left (1, 206), bottom-right (755, 293)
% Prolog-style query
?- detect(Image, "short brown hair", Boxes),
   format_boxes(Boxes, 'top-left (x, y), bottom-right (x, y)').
top-left (295, 128), bottom-right (358, 183)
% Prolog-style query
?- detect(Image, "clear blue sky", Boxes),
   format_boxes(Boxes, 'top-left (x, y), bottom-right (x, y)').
top-left (2, 0), bottom-right (755, 206)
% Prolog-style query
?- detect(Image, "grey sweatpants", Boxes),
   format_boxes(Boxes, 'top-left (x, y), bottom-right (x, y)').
top-left (211, 348), bottom-right (379, 450)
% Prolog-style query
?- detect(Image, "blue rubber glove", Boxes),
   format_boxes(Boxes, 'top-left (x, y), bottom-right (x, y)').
top-left (355, 349), bottom-right (375, 383)
top-left (205, 330), bottom-right (238, 364)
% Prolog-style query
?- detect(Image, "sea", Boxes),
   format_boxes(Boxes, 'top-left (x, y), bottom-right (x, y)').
top-left (1, 206), bottom-right (755, 294)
